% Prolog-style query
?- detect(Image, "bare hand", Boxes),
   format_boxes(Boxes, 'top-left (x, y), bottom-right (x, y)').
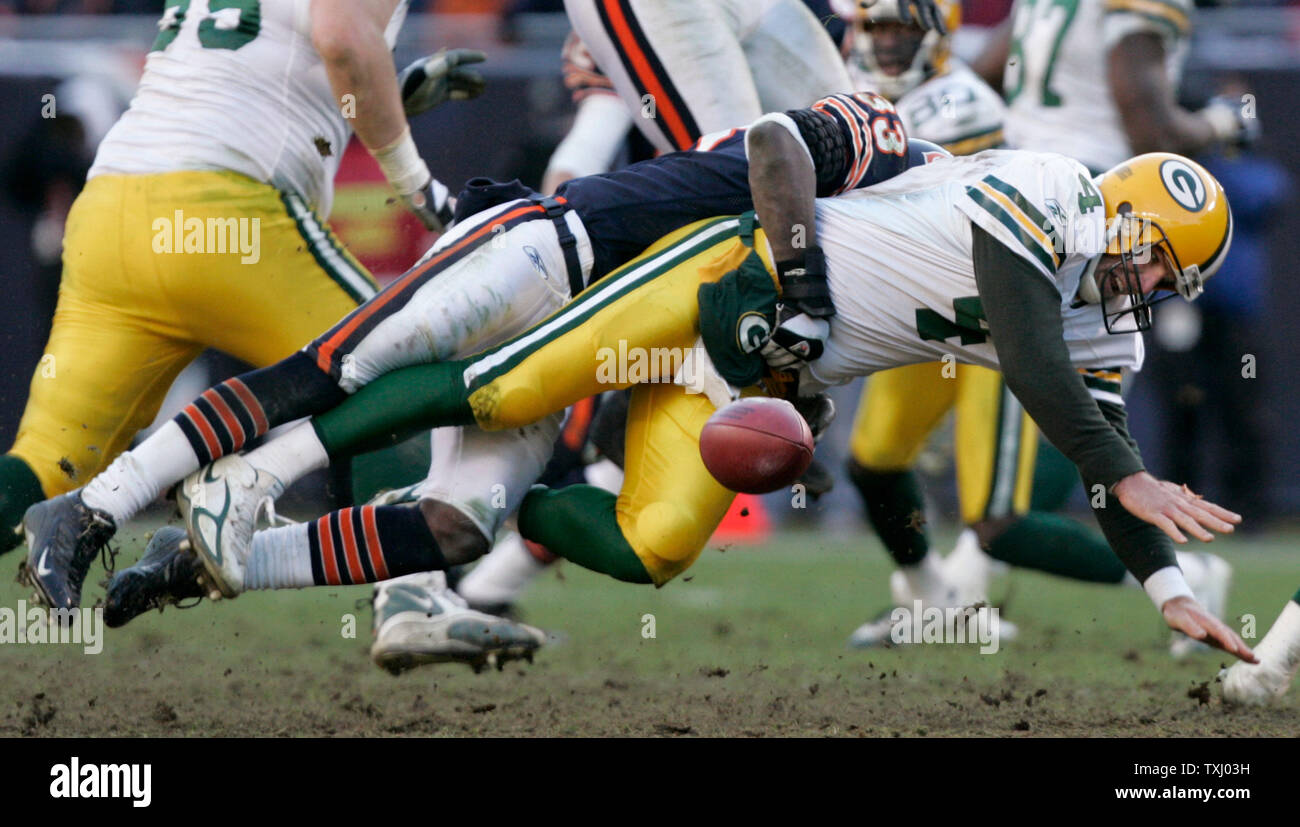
top-left (1161, 595), bottom-right (1257, 663)
top-left (1112, 472), bottom-right (1241, 543)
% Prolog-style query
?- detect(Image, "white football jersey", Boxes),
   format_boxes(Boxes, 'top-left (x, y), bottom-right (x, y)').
top-left (893, 59), bottom-right (1006, 155)
top-left (803, 150), bottom-right (1143, 393)
top-left (90, 0), bottom-right (409, 217)
top-left (1002, 0), bottom-right (1193, 173)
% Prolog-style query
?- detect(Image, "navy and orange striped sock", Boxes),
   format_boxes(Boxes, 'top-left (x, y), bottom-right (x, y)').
top-left (174, 352), bottom-right (343, 466)
top-left (306, 504), bottom-right (446, 587)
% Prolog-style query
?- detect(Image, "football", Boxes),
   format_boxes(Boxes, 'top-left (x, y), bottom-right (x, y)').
top-left (699, 397), bottom-right (815, 494)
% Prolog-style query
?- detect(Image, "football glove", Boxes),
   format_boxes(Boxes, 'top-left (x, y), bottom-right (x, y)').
top-left (760, 304), bottom-right (829, 371)
top-left (899, 0), bottom-right (948, 34)
top-left (1201, 95), bottom-right (1260, 149)
top-left (777, 246), bottom-right (835, 319)
top-left (399, 49), bottom-right (487, 118)
top-left (793, 393), bottom-right (836, 443)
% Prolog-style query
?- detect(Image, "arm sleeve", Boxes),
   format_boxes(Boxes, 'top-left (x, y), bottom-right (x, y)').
top-left (1087, 400), bottom-right (1179, 581)
top-left (971, 223), bottom-right (1177, 581)
top-left (971, 222), bottom-right (1144, 489)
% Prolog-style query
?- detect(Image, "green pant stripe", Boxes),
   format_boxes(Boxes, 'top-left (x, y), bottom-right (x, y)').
top-left (965, 187), bottom-right (1058, 274)
top-left (462, 216), bottom-right (742, 388)
top-left (281, 192), bottom-right (377, 304)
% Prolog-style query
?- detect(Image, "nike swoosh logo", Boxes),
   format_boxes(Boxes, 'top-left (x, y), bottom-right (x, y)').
top-left (36, 547), bottom-right (52, 577)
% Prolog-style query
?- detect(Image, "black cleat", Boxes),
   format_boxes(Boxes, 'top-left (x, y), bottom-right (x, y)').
top-left (104, 526), bottom-right (205, 628)
top-left (20, 491), bottom-right (116, 611)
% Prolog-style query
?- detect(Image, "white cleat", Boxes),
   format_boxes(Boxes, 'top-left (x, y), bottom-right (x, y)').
top-left (1220, 600), bottom-right (1300, 705)
top-left (177, 455), bottom-right (285, 600)
top-left (847, 558), bottom-right (1018, 649)
top-left (1221, 659), bottom-right (1296, 706)
top-left (370, 572), bottom-right (547, 675)
top-left (1170, 552), bottom-right (1232, 659)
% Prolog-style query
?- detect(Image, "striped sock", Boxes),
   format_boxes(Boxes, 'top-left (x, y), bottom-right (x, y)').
top-left (306, 504), bottom-right (446, 586)
top-left (174, 376), bottom-right (271, 465)
top-left (173, 353), bottom-right (343, 466)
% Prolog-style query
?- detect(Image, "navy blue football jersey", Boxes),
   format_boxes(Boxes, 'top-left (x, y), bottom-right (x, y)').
top-left (557, 91), bottom-right (911, 280)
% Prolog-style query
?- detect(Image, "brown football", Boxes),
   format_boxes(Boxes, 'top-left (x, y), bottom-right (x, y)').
top-left (699, 397), bottom-right (815, 494)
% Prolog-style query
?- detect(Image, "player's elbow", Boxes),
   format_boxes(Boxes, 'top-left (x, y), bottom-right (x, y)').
top-left (311, 5), bottom-right (374, 68)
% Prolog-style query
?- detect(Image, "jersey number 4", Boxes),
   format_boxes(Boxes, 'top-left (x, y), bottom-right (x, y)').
top-left (916, 296), bottom-right (988, 345)
top-left (153, 0), bottom-right (261, 52)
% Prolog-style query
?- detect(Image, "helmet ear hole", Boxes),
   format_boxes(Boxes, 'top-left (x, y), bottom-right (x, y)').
top-left (1117, 201), bottom-right (1133, 215)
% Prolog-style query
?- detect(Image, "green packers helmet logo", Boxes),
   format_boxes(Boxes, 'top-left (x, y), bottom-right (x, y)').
top-left (1159, 159), bottom-right (1206, 213)
top-left (737, 312), bottom-right (772, 353)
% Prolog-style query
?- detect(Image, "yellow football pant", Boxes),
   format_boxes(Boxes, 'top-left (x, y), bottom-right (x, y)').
top-left (849, 362), bottom-right (1037, 524)
top-left (464, 216), bottom-right (773, 584)
top-left (10, 170), bottom-right (374, 496)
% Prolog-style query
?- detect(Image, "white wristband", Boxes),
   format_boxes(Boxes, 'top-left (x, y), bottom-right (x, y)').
top-left (372, 126), bottom-right (431, 196)
top-left (1200, 103), bottom-right (1241, 145)
top-left (1143, 565), bottom-right (1195, 609)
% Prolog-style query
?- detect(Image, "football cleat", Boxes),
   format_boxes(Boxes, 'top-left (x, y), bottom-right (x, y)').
top-left (370, 572), bottom-right (546, 675)
top-left (1220, 658), bottom-right (1296, 706)
top-left (178, 455), bottom-right (284, 600)
top-left (103, 526), bottom-right (205, 628)
top-left (1220, 600), bottom-right (1300, 705)
top-left (1170, 552), bottom-right (1232, 659)
top-left (20, 490), bottom-right (116, 611)
top-left (848, 557), bottom-right (1017, 649)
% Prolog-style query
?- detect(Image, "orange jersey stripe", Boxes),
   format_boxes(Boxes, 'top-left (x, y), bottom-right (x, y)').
top-left (601, 0), bottom-right (694, 150)
top-left (314, 203), bottom-right (550, 374)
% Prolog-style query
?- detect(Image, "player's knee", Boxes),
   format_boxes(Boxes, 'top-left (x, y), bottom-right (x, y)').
top-left (971, 515), bottom-right (1018, 548)
top-left (417, 497), bottom-right (490, 566)
top-left (627, 501), bottom-right (707, 584)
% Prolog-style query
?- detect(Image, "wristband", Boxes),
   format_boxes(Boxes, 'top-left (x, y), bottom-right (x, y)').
top-left (1143, 565), bottom-right (1195, 610)
top-left (372, 126), bottom-right (431, 196)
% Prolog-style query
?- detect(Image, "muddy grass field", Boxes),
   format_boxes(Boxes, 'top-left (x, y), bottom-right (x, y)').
top-left (2, 512), bottom-right (1296, 737)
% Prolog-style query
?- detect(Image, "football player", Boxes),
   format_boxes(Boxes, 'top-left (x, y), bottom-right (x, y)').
top-left (831, 0), bottom-right (1230, 652)
top-left (0, 0), bottom-right (539, 661)
top-left (971, 0), bottom-right (1252, 655)
top-left (111, 146), bottom-right (1252, 666)
top-left (980, 0), bottom-right (1254, 174)
top-left (27, 90), bottom-right (916, 616)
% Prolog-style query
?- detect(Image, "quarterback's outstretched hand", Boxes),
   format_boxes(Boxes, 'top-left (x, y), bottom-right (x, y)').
top-left (1113, 471), bottom-right (1241, 543)
top-left (898, 0), bottom-right (948, 34)
top-left (1162, 595), bottom-right (1258, 663)
top-left (399, 49), bottom-right (487, 117)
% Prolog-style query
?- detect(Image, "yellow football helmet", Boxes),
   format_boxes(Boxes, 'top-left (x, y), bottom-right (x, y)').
top-left (1080, 153), bottom-right (1233, 333)
top-left (835, 0), bottom-right (961, 102)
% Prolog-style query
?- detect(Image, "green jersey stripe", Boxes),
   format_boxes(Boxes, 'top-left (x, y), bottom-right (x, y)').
top-left (981, 174), bottom-right (1053, 233)
top-left (966, 187), bottom-right (1058, 273)
top-left (462, 216), bottom-right (744, 388)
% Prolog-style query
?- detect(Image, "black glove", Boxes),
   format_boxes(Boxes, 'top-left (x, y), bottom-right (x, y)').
top-left (777, 246), bottom-right (835, 318)
top-left (898, 0), bottom-right (948, 34)
top-left (399, 49), bottom-right (487, 117)
top-left (793, 393), bottom-right (836, 443)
